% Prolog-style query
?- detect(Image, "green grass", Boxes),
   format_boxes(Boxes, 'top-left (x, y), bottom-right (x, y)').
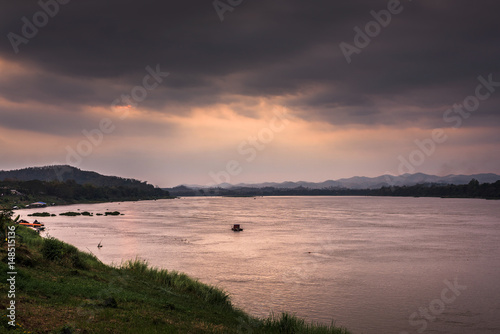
top-left (261, 313), bottom-right (350, 334)
top-left (1, 212), bottom-right (351, 333)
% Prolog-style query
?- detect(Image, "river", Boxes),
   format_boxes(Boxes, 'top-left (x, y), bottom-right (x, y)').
top-left (16, 196), bottom-right (500, 333)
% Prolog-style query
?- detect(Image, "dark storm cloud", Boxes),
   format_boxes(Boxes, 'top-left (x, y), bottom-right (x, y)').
top-left (1, 0), bottom-right (499, 127)
top-left (0, 103), bottom-right (178, 137)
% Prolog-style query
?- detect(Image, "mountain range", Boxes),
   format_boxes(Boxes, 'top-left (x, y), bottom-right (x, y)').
top-left (181, 173), bottom-right (500, 190)
top-left (1, 166), bottom-right (499, 191)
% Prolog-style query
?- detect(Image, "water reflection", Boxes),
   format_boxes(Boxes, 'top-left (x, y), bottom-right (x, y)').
top-left (16, 196), bottom-right (500, 333)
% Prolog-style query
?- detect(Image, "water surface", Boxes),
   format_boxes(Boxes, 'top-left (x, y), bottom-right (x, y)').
top-left (17, 196), bottom-right (500, 333)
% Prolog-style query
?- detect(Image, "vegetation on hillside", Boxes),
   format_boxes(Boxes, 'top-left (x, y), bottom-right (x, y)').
top-left (0, 209), bottom-right (350, 333)
top-left (0, 178), bottom-right (171, 209)
top-left (169, 179), bottom-right (500, 199)
top-left (0, 165), bottom-right (158, 189)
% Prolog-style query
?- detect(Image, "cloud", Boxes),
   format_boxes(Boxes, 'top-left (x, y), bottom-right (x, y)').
top-left (0, 1), bottom-right (498, 122)
top-left (0, 0), bottom-right (499, 184)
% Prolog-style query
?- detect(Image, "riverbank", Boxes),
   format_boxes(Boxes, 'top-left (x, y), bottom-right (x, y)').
top-left (1, 212), bottom-right (350, 333)
top-left (0, 178), bottom-right (174, 211)
top-left (0, 193), bottom-right (175, 211)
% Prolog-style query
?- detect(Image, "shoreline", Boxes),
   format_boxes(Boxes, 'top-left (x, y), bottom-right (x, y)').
top-left (1, 195), bottom-right (176, 211)
top-left (0, 212), bottom-right (351, 333)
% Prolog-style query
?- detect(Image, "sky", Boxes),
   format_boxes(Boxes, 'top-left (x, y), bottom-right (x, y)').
top-left (0, 0), bottom-right (499, 187)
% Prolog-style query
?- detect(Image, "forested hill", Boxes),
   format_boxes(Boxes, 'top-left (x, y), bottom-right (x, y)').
top-left (0, 166), bottom-right (171, 207)
top-left (0, 165), bottom-right (153, 189)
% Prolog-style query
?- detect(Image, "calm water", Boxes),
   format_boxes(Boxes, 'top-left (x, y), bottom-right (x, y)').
top-left (16, 196), bottom-right (500, 333)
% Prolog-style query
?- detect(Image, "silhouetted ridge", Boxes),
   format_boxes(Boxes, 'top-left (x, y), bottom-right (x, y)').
top-left (0, 165), bottom-right (151, 189)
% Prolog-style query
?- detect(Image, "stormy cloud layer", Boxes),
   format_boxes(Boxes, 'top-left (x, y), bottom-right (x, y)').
top-left (0, 0), bottom-right (499, 185)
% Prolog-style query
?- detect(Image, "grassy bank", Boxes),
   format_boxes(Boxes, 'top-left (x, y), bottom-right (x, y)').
top-left (0, 210), bottom-right (350, 334)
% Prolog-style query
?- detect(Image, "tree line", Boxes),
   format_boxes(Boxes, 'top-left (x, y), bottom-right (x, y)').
top-left (1, 179), bottom-right (170, 204)
top-left (172, 179), bottom-right (500, 199)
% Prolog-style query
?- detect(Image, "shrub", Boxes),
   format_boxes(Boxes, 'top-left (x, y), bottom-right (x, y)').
top-left (60, 212), bottom-right (81, 216)
top-left (105, 211), bottom-right (121, 216)
top-left (42, 237), bottom-right (65, 261)
top-left (42, 237), bottom-right (90, 269)
top-left (14, 244), bottom-right (38, 267)
top-left (69, 252), bottom-right (89, 270)
top-left (28, 212), bottom-right (52, 217)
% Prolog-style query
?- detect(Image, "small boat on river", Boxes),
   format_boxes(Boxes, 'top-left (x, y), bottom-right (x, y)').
top-left (231, 224), bottom-right (243, 232)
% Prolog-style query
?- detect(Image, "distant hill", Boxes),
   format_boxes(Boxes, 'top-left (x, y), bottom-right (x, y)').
top-left (0, 165), bottom-right (170, 207)
top-left (167, 176), bottom-right (500, 199)
top-left (0, 165), bottom-right (153, 189)
top-left (179, 172), bottom-right (500, 191)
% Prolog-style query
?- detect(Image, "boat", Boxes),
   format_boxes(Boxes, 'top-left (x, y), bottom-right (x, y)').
top-left (19, 222), bottom-right (45, 228)
top-left (18, 219), bottom-right (45, 230)
top-left (231, 224), bottom-right (243, 232)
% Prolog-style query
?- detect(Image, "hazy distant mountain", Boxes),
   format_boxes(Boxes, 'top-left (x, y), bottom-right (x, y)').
top-left (0, 165), bottom-right (152, 189)
top-left (183, 173), bottom-right (500, 190)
